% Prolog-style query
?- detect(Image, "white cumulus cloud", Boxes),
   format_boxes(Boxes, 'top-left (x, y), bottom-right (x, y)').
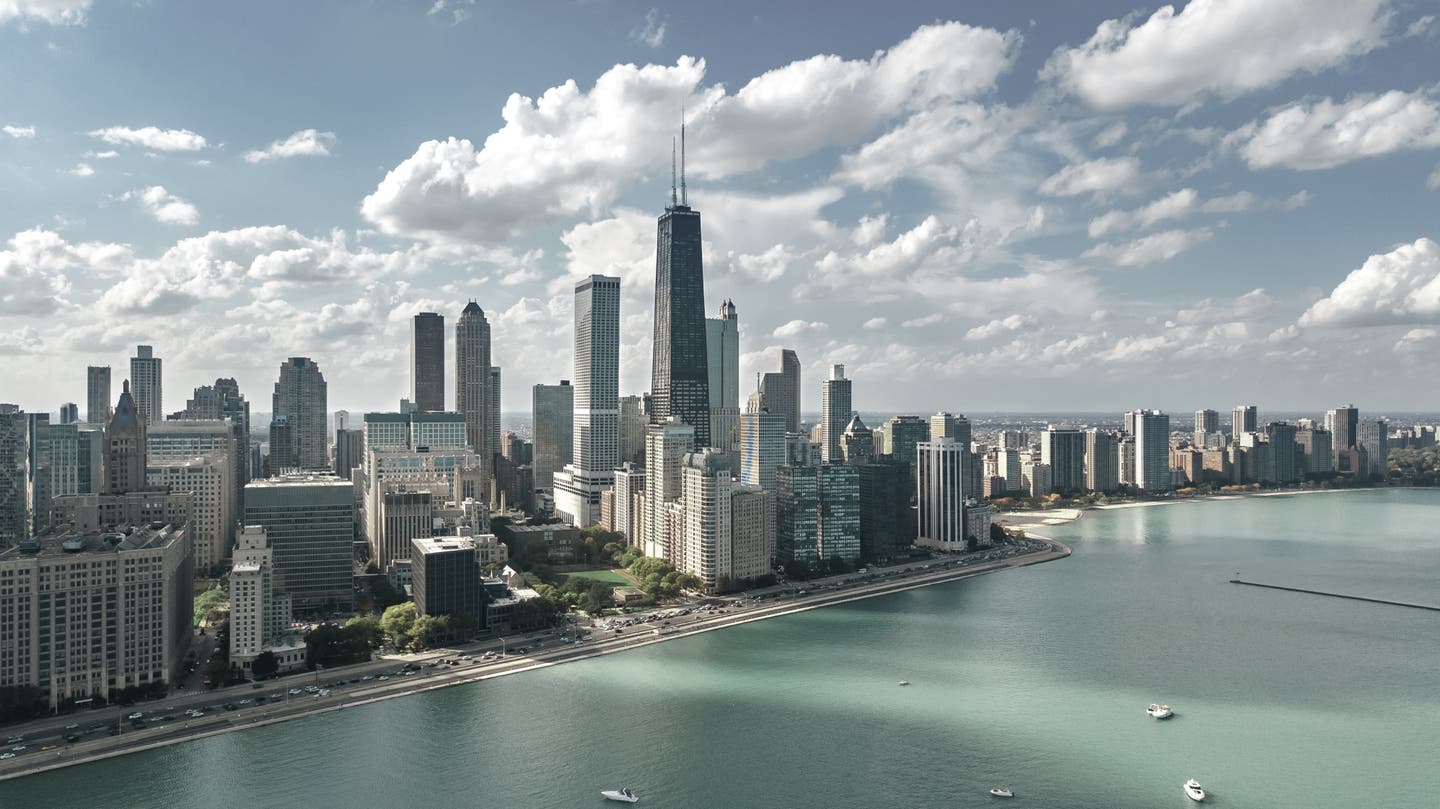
top-left (1043, 0), bottom-right (1390, 110)
top-left (121, 186), bottom-right (200, 226)
top-left (89, 125), bottom-right (208, 152)
top-left (964, 314), bottom-right (1033, 341)
top-left (1038, 156), bottom-right (1143, 198)
top-left (362, 22), bottom-right (1018, 244)
top-left (1299, 237), bottom-right (1440, 327)
top-left (2, 124), bottom-right (35, 138)
top-left (1083, 227), bottom-right (1212, 267)
top-left (1229, 90), bottom-right (1440, 170)
top-left (771, 319), bottom-right (827, 338)
top-left (243, 129), bottom-right (337, 163)
top-left (0, 0), bottom-right (90, 26)
top-left (68, 163), bottom-right (94, 177)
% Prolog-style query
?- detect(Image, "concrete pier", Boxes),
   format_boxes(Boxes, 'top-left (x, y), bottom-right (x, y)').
top-left (1229, 579), bottom-right (1440, 612)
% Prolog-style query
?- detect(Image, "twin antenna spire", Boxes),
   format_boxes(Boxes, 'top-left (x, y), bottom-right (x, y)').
top-left (670, 111), bottom-right (688, 208)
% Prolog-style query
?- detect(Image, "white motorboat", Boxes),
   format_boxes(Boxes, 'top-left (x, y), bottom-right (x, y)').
top-left (898, 679), bottom-right (910, 686)
top-left (989, 787), bottom-right (1014, 797)
top-left (1183, 779), bottom-right (1206, 802)
top-left (1147, 703), bottom-right (1173, 719)
top-left (601, 788), bottom-right (639, 803)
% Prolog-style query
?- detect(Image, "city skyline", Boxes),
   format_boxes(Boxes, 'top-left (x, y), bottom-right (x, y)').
top-left (4, 2), bottom-right (1440, 415)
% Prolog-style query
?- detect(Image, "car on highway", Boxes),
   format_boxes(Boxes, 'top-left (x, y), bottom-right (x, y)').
top-left (289, 688), bottom-right (302, 695)
top-left (127, 712), bottom-right (144, 720)
top-left (0, 753), bottom-right (14, 760)
top-left (361, 674), bottom-right (374, 681)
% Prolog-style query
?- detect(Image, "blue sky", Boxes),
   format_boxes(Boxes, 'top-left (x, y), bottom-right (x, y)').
top-left (2, 0), bottom-right (1439, 417)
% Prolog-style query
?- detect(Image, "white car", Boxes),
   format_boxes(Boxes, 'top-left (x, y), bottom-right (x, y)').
top-left (127, 712), bottom-right (144, 720)
top-left (0, 753), bottom-right (14, 760)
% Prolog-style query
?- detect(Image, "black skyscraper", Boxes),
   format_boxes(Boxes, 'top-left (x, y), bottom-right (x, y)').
top-left (412, 312), bottom-right (445, 413)
top-left (651, 127), bottom-right (710, 446)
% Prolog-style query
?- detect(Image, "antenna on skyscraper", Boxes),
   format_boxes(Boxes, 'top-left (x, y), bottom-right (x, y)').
top-left (680, 106), bottom-right (688, 207)
top-left (670, 135), bottom-right (678, 208)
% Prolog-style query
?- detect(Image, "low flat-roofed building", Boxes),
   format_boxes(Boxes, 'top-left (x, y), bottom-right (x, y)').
top-left (0, 521), bottom-right (193, 706)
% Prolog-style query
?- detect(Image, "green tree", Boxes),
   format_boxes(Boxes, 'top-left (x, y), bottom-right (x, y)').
top-left (194, 587), bottom-right (227, 625)
top-left (0, 685), bottom-right (48, 723)
top-left (409, 615), bottom-right (450, 650)
top-left (576, 581), bottom-right (614, 614)
top-left (345, 614), bottom-right (383, 648)
top-left (250, 651), bottom-right (279, 679)
top-left (380, 602), bottom-right (417, 648)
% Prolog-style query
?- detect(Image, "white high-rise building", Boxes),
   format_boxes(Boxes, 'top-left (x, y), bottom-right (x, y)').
top-left (554, 275), bottom-right (621, 527)
top-left (642, 419), bottom-right (693, 559)
top-left (916, 438), bottom-right (969, 551)
top-left (1132, 409), bottom-right (1172, 492)
top-left (129, 345), bottom-right (163, 425)
top-left (680, 449), bottom-right (731, 590)
top-left (229, 525), bottom-right (302, 674)
top-left (612, 463), bottom-right (646, 540)
top-left (148, 456), bottom-right (232, 571)
top-left (706, 300), bottom-right (740, 455)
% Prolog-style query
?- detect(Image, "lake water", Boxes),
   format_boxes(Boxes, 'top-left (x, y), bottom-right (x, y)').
top-left (5, 488), bottom-right (1438, 808)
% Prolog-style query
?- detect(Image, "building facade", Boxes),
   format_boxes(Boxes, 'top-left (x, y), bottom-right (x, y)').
top-left (820, 365), bottom-right (852, 464)
top-left (532, 381), bottom-right (574, 493)
top-left (271, 357), bottom-right (328, 470)
top-left (706, 299), bottom-right (741, 457)
top-left (86, 366), bottom-right (112, 425)
top-left (243, 476), bottom-right (355, 612)
top-left (554, 275), bottom-right (621, 527)
top-left (1132, 410), bottom-right (1172, 492)
top-left (411, 312), bottom-right (445, 413)
top-left (758, 349), bottom-right (802, 434)
top-left (129, 345), bottom-right (163, 425)
top-left (0, 523), bottom-right (193, 707)
top-left (650, 171), bottom-right (711, 447)
top-left (455, 302), bottom-right (494, 484)
top-left (1041, 427), bottom-right (1086, 494)
top-left (642, 419), bottom-right (693, 559)
top-left (412, 535), bottom-right (487, 627)
top-left (916, 438), bottom-right (969, 550)
top-left (739, 404), bottom-right (786, 492)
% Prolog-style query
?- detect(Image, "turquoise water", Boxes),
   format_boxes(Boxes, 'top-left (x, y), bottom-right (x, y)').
top-left (5, 489), bottom-right (1438, 808)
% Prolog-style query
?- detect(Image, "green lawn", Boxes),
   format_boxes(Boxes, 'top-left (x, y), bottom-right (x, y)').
top-left (559, 568), bottom-right (635, 588)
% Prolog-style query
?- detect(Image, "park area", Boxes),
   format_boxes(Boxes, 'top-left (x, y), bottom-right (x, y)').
top-left (558, 568), bottom-right (635, 589)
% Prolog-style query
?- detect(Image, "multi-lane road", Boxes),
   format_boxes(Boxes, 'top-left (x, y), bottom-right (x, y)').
top-left (0, 537), bottom-right (1069, 782)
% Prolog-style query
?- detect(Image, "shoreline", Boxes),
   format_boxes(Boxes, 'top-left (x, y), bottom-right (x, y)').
top-left (994, 484), bottom-right (1389, 531)
top-left (0, 538), bottom-right (1070, 783)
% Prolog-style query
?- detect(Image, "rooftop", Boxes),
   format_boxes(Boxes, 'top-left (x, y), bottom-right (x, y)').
top-left (245, 474), bottom-right (352, 489)
top-left (1, 522), bottom-right (186, 561)
top-left (412, 536), bottom-right (476, 555)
